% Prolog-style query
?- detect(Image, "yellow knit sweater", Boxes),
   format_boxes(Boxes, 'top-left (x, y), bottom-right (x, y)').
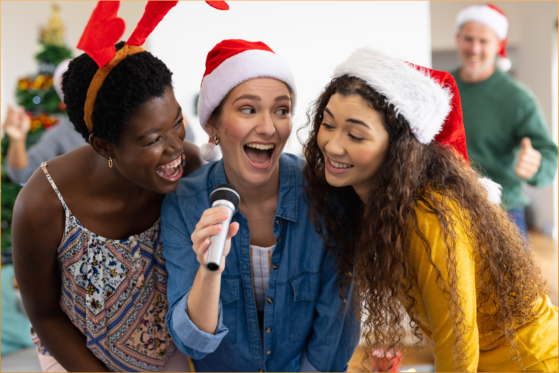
top-left (404, 200), bottom-right (558, 372)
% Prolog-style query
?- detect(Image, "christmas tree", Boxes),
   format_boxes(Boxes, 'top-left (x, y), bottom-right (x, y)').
top-left (1, 4), bottom-right (72, 257)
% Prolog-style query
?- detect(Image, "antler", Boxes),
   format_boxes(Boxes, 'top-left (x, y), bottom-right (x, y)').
top-left (126, 1), bottom-right (179, 47)
top-left (206, 1), bottom-right (229, 10)
top-left (127, 1), bottom-right (228, 47)
top-left (77, 1), bottom-right (126, 68)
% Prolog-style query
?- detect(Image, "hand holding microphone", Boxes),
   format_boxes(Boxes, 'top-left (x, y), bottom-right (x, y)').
top-left (191, 183), bottom-right (240, 274)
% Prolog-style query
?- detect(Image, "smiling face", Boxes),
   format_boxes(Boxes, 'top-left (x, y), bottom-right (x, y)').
top-left (207, 77), bottom-right (292, 188)
top-left (317, 93), bottom-right (389, 201)
top-left (109, 85), bottom-right (186, 194)
top-left (456, 22), bottom-right (501, 82)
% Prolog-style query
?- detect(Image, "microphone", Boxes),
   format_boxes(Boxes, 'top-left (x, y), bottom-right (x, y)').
top-left (206, 183), bottom-right (240, 271)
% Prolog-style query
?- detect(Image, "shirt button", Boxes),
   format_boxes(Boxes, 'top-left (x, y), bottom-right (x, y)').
top-left (272, 264), bottom-right (278, 270)
top-left (267, 297), bottom-right (273, 304)
top-left (266, 350), bottom-right (271, 355)
top-left (275, 220), bottom-right (279, 225)
top-left (266, 327), bottom-right (271, 333)
top-left (277, 237), bottom-right (282, 243)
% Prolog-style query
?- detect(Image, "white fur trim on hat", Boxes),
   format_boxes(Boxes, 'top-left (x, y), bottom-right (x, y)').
top-left (478, 177), bottom-right (502, 205)
top-left (54, 59), bottom-right (72, 103)
top-left (456, 5), bottom-right (508, 40)
top-left (198, 49), bottom-right (297, 131)
top-left (332, 48), bottom-right (452, 144)
top-left (200, 138), bottom-right (222, 162)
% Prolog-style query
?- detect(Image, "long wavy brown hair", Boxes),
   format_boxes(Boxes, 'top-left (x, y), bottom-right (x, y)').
top-left (301, 75), bottom-right (548, 371)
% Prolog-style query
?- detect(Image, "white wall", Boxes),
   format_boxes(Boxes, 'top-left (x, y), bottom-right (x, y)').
top-left (149, 1), bottom-right (432, 155)
top-left (430, 1), bottom-right (558, 235)
top-left (1, 1), bottom-right (148, 124)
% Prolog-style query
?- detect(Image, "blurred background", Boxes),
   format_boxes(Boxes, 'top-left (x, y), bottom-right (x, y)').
top-left (1, 1), bottom-right (556, 371)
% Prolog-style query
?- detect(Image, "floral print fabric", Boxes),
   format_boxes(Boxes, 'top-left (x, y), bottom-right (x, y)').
top-left (31, 163), bottom-right (176, 371)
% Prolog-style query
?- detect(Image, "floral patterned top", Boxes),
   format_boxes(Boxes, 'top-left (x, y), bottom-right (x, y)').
top-left (31, 162), bottom-right (176, 372)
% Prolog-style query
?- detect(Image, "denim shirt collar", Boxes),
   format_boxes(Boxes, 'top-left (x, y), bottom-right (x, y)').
top-left (209, 153), bottom-right (299, 223)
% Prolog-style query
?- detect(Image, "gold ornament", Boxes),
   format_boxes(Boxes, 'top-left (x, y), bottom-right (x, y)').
top-left (40, 3), bottom-right (65, 46)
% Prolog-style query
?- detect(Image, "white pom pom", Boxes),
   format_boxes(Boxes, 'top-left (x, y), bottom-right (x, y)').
top-left (478, 177), bottom-right (502, 205)
top-left (200, 141), bottom-right (222, 162)
top-left (497, 57), bottom-right (512, 72)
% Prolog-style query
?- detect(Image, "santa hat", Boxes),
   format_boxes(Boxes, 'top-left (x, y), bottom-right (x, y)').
top-left (53, 58), bottom-right (72, 102)
top-left (332, 47), bottom-right (502, 205)
top-left (198, 39), bottom-right (297, 162)
top-left (456, 4), bottom-right (511, 71)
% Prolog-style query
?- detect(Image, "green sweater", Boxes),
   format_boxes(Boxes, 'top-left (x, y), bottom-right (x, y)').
top-left (451, 68), bottom-right (558, 210)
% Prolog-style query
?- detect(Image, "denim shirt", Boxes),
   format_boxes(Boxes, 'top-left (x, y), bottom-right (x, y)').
top-left (161, 153), bottom-right (360, 372)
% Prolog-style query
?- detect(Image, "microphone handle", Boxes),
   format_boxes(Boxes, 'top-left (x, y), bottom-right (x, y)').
top-left (206, 200), bottom-right (235, 271)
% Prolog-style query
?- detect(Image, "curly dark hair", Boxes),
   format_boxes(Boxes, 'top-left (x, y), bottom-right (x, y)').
top-left (62, 41), bottom-right (173, 143)
top-left (301, 75), bottom-right (548, 371)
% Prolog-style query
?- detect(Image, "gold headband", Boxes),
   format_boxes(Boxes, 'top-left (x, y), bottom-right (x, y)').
top-left (83, 45), bottom-right (144, 132)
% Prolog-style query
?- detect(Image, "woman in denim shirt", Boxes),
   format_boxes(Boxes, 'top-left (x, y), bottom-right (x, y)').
top-left (161, 40), bottom-right (359, 372)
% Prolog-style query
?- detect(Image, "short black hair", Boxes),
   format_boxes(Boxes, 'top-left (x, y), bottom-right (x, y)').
top-left (63, 41), bottom-right (173, 144)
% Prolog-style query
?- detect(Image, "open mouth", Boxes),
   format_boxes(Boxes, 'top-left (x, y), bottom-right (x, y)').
top-left (244, 142), bottom-right (275, 168)
top-left (326, 157), bottom-right (354, 174)
top-left (156, 155), bottom-right (182, 183)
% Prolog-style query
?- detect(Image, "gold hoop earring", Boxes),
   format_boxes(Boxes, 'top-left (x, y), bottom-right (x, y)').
top-left (213, 135), bottom-right (220, 146)
top-left (108, 157), bottom-right (113, 168)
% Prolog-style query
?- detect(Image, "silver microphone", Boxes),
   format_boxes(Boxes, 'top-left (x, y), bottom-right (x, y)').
top-left (206, 183), bottom-right (240, 271)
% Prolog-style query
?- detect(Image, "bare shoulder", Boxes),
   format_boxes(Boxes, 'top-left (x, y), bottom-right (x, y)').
top-left (182, 140), bottom-right (205, 177)
top-left (13, 161), bottom-right (65, 246)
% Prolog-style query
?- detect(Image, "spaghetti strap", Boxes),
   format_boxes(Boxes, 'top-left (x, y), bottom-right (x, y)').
top-left (41, 162), bottom-right (67, 207)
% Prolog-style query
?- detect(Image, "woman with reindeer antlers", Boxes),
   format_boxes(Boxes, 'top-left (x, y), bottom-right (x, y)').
top-left (12, 2), bottom-right (228, 371)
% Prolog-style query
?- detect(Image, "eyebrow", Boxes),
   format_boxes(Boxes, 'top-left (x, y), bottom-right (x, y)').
top-left (233, 94), bottom-right (260, 104)
top-left (324, 107), bottom-right (371, 129)
top-left (138, 107), bottom-right (182, 140)
top-left (275, 95), bottom-right (291, 102)
top-left (346, 118), bottom-right (370, 129)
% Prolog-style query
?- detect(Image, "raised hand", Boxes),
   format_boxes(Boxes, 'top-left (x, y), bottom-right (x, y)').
top-left (190, 207), bottom-right (239, 275)
top-left (515, 137), bottom-right (541, 180)
top-left (3, 104), bottom-right (31, 141)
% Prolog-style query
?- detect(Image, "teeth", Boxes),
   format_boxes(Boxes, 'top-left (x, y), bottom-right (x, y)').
top-left (161, 157), bottom-right (181, 169)
top-left (469, 55), bottom-right (480, 62)
top-left (156, 167), bottom-right (180, 179)
top-left (246, 143), bottom-right (274, 150)
top-left (330, 159), bottom-right (353, 169)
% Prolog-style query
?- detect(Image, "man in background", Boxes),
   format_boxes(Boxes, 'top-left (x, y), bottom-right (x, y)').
top-left (4, 59), bottom-right (85, 184)
top-left (451, 4), bottom-right (558, 240)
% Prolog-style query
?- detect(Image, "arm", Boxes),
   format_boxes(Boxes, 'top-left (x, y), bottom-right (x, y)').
top-left (11, 169), bottom-right (108, 372)
top-left (8, 126), bottom-right (70, 184)
top-left (161, 193), bottom-right (238, 359)
top-left (299, 249), bottom-right (361, 372)
top-left (409, 205), bottom-right (479, 372)
top-left (513, 96), bottom-right (558, 186)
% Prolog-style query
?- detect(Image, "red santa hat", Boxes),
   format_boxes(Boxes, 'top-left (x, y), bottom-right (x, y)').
top-left (332, 47), bottom-right (502, 204)
top-left (198, 39), bottom-right (297, 162)
top-left (456, 3), bottom-right (511, 71)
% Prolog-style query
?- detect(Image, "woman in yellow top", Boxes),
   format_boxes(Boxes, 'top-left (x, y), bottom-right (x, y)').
top-left (302, 47), bottom-right (558, 372)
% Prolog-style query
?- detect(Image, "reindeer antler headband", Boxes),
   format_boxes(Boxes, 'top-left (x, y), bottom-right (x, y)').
top-left (78, 1), bottom-right (228, 132)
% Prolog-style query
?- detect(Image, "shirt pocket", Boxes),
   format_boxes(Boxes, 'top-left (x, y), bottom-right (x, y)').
top-left (220, 277), bottom-right (240, 345)
top-left (289, 273), bottom-right (321, 342)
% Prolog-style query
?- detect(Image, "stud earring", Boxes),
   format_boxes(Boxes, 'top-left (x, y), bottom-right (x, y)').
top-left (108, 157), bottom-right (113, 168)
top-left (213, 135), bottom-right (220, 146)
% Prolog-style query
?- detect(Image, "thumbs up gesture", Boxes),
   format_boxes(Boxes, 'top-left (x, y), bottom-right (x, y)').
top-left (514, 137), bottom-right (542, 180)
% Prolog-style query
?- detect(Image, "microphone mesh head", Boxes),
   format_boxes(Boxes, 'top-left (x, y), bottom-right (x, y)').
top-left (210, 183), bottom-right (240, 210)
